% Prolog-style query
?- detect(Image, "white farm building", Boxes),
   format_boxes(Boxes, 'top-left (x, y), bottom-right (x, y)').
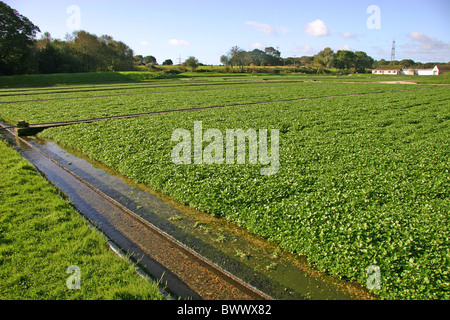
top-left (372, 64), bottom-right (450, 76)
top-left (431, 65), bottom-right (450, 75)
top-left (371, 65), bottom-right (403, 75)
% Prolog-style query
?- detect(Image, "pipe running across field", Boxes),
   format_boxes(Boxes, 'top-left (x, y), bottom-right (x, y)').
top-left (10, 86), bottom-right (439, 137)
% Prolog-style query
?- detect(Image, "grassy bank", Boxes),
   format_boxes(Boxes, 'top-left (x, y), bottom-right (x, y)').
top-left (0, 71), bottom-right (163, 88)
top-left (0, 140), bottom-right (165, 300)
top-left (0, 70), bottom-right (249, 88)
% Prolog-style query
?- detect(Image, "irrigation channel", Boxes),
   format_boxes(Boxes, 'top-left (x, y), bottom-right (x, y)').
top-left (1, 121), bottom-right (376, 300)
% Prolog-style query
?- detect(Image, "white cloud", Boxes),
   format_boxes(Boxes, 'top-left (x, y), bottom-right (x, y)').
top-left (371, 46), bottom-right (390, 57)
top-left (338, 44), bottom-right (352, 51)
top-left (140, 41), bottom-right (149, 46)
top-left (340, 32), bottom-right (357, 39)
top-left (292, 44), bottom-right (315, 54)
top-left (305, 19), bottom-right (330, 37)
top-left (277, 26), bottom-right (291, 35)
top-left (245, 21), bottom-right (291, 35)
top-left (245, 21), bottom-right (274, 34)
top-left (168, 39), bottom-right (190, 46)
top-left (407, 32), bottom-right (449, 51)
top-left (251, 42), bottom-right (265, 49)
top-left (401, 32), bottom-right (450, 61)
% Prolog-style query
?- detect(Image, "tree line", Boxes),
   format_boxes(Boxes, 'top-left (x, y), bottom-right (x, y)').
top-left (219, 46), bottom-right (374, 73)
top-left (218, 45), bottom-right (448, 74)
top-left (220, 46), bottom-right (283, 72)
top-left (1, 2), bottom-right (134, 75)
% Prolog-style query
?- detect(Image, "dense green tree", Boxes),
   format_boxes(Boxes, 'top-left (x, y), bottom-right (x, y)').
top-left (222, 46), bottom-right (283, 70)
top-left (264, 46), bottom-right (281, 58)
top-left (354, 51), bottom-right (374, 71)
top-left (220, 54), bottom-right (231, 71)
top-left (248, 49), bottom-right (268, 66)
top-left (144, 55), bottom-right (157, 65)
top-left (231, 49), bottom-right (248, 72)
top-left (221, 46), bottom-right (243, 71)
top-left (134, 55), bottom-right (145, 65)
top-left (38, 42), bottom-right (63, 74)
top-left (299, 56), bottom-right (314, 66)
top-left (0, 1), bottom-right (40, 75)
top-left (66, 31), bottom-right (134, 72)
top-left (162, 59), bottom-right (173, 65)
top-left (373, 59), bottom-right (388, 68)
top-left (105, 38), bottom-right (134, 71)
top-left (263, 47), bottom-right (282, 65)
top-left (314, 47), bottom-right (335, 68)
top-left (423, 62), bottom-right (436, 68)
top-left (333, 50), bottom-right (357, 70)
top-left (220, 54), bottom-right (230, 66)
top-left (227, 46), bottom-right (244, 71)
top-left (70, 31), bottom-right (105, 71)
top-left (399, 59), bottom-right (415, 68)
top-left (184, 56), bottom-right (199, 71)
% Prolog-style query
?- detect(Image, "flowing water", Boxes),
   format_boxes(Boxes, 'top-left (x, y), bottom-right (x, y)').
top-left (1, 124), bottom-right (375, 300)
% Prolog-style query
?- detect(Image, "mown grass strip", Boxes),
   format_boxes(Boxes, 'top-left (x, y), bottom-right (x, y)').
top-left (0, 140), bottom-right (165, 300)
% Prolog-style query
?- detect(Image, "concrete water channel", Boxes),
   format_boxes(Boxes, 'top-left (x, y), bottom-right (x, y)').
top-left (1, 123), bottom-right (376, 300)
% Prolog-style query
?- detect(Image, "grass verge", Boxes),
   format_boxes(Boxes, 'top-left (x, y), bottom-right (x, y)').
top-left (0, 72), bottom-right (163, 88)
top-left (0, 140), bottom-right (165, 300)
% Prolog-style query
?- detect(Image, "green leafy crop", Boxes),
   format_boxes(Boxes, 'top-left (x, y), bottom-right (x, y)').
top-left (2, 79), bottom-right (448, 299)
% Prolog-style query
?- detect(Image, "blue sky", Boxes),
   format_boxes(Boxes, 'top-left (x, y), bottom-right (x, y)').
top-left (6, 0), bottom-right (450, 65)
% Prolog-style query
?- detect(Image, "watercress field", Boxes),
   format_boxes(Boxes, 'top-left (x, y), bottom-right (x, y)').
top-left (1, 75), bottom-right (448, 299)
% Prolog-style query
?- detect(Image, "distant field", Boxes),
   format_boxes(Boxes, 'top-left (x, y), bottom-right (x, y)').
top-left (0, 74), bottom-right (448, 300)
top-left (0, 80), bottom-right (439, 123)
top-left (0, 69), bottom-right (449, 88)
top-left (0, 71), bottom-right (162, 88)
